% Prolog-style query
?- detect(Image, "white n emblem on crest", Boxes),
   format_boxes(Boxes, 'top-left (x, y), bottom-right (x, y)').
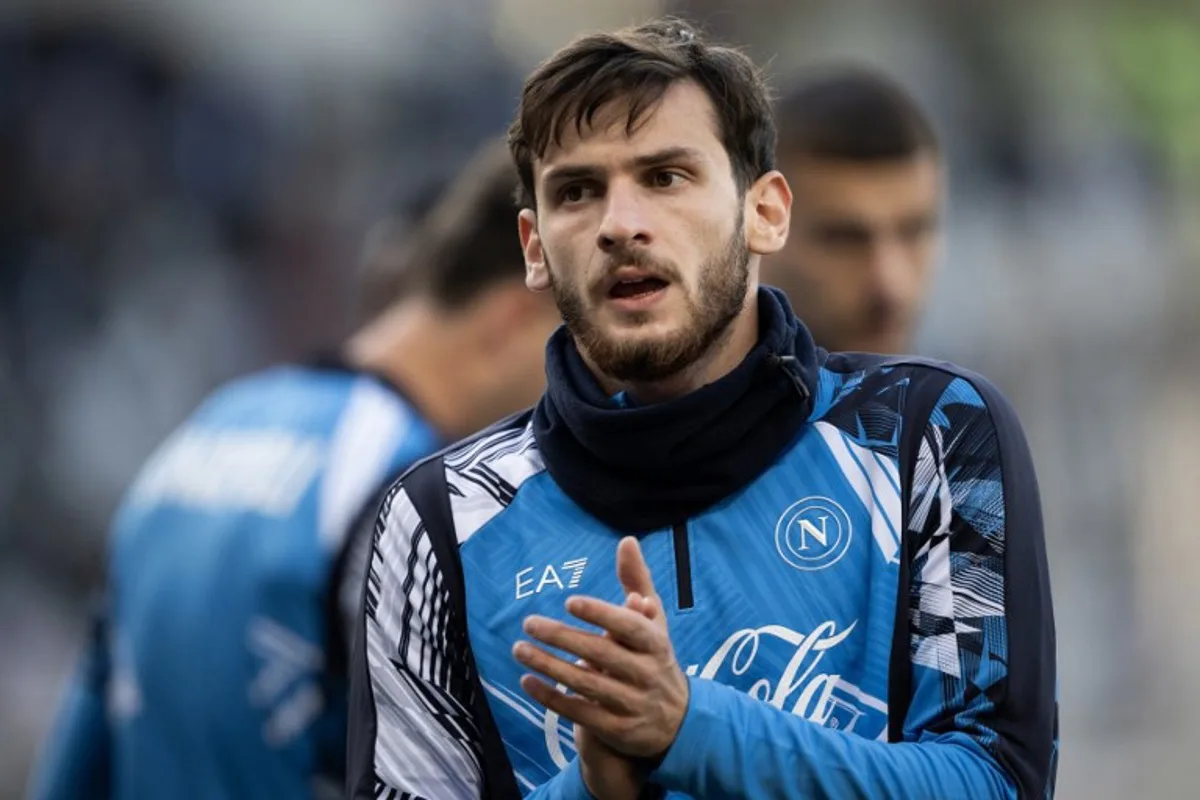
top-left (775, 496), bottom-right (853, 571)
top-left (797, 515), bottom-right (829, 550)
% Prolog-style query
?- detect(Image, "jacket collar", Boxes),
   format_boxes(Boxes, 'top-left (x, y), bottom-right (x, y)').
top-left (532, 287), bottom-right (823, 533)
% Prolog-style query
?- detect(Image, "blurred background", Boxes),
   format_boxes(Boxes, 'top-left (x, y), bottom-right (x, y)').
top-left (1, 0), bottom-right (1197, 796)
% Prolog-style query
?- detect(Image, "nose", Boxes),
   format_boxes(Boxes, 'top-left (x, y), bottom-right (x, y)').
top-left (596, 180), bottom-right (651, 253)
top-left (867, 237), bottom-right (913, 306)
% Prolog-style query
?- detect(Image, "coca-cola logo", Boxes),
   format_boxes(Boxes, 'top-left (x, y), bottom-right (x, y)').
top-left (684, 620), bottom-right (855, 719)
top-left (539, 619), bottom-right (882, 768)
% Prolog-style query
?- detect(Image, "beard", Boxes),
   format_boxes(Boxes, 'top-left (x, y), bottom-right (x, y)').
top-left (548, 215), bottom-right (751, 384)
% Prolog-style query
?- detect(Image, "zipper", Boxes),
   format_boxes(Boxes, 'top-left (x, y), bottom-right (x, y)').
top-left (672, 522), bottom-right (694, 610)
top-left (768, 353), bottom-right (811, 402)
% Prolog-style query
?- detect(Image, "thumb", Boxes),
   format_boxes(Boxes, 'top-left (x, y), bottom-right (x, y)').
top-left (626, 591), bottom-right (660, 621)
top-left (616, 536), bottom-right (656, 601)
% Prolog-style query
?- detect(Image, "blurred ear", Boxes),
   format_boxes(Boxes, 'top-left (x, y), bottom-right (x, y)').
top-left (745, 170), bottom-right (791, 256)
top-left (519, 209), bottom-right (551, 292)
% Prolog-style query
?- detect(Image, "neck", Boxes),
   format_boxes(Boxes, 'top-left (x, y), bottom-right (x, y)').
top-left (585, 292), bottom-right (760, 405)
top-left (344, 300), bottom-right (477, 439)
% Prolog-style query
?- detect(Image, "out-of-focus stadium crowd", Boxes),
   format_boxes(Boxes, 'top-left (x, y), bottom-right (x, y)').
top-left (2, 1), bottom-right (1198, 797)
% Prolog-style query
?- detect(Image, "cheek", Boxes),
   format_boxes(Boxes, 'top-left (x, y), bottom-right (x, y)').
top-left (914, 239), bottom-right (940, 277)
top-left (542, 222), bottom-right (593, 282)
top-left (897, 241), bottom-right (938, 292)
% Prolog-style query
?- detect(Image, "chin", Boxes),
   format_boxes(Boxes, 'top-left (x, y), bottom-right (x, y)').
top-left (599, 315), bottom-right (684, 343)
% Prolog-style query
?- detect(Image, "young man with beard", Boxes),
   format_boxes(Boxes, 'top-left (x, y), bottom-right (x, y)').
top-left (30, 140), bottom-right (561, 799)
top-left (347, 20), bottom-right (1057, 800)
top-left (762, 66), bottom-right (943, 355)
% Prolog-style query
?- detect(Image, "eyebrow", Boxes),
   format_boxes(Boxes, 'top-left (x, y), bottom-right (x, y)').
top-left (631, 146), bottom-right (706, 170)
top-left (541, 146), bottom-right (707, 185)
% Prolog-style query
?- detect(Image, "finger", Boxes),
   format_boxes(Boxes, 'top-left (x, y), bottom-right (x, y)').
top-left (521, 615), bottom-right (643, 683)
top-left (625, 591), bottom-right (659, 621)
top-left (565, 596), bottom-right (659, 653)
top-left (519, 673), bottom-right (616, 731)
top-left (513, 641), bottom-right (640, 714)
top-left (616, 536), bottom-right (657, 601)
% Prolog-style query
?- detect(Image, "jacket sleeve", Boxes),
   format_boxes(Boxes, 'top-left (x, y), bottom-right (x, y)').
top-left (648, 375), bottom-right (1058, 799)
top-left (26, 604), bottom-right (112, 800)
top-left (345, 481), bottom-right (596, 799)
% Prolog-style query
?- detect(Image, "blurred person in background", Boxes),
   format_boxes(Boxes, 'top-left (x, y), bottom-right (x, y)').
top-left (27, 139), bottom-right (562, 800)
top-left (762, 65), bottom-right (942, 354)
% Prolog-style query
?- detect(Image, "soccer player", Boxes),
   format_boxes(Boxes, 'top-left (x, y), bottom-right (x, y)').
top-left (29, 139), bottom-right (562, 799)
top-left (761, 65), bottom-right (942, 354)
top-left (348, 19), bottom-right (1058, 800)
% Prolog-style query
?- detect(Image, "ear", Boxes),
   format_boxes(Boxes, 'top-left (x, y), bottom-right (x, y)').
top-left (519, 209), bottom-right (551, 292)
top-left (744, 170), bottom-right (792, 256)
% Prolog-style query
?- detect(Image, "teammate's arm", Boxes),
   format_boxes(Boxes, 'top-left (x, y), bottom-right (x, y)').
top-left (26, 603), bottom-right (113, 800)
top-left (642, 376), bottom-right (1056, 799)
top-left (345, 484), bottom-right (595, 800)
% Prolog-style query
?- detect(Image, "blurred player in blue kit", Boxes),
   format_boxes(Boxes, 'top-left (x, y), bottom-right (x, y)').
top-left (29, 139), bottom-right (562, 799)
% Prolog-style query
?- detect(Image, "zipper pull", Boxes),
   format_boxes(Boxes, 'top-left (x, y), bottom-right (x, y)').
top-left (768, 354), bottom-right (811, 402)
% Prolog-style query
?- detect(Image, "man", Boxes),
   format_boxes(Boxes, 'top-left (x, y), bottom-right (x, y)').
top-left (349, 19), bottom-right (1057, 800)
top-left (29, 139), bottom-right (562, 799)
top-left (761, 65), bottom-right (942, 354)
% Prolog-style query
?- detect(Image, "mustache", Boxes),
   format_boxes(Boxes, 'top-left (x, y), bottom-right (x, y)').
top-left (596, 245), bottom-right (680, 282)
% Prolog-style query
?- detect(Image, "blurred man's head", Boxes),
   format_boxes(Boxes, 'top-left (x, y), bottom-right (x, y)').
top-left (507, 19), bottom-right (791, 398)
top-left (763, 65), bottom-right (942, 354)
top-left (351, 139), bottom-right (561, 437)
top-left (358, 176), bottom-right (452, 310)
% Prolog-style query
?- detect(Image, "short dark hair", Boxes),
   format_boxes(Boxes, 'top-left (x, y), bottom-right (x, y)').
top-left (358, 139), bottom-right (524, 320)
top-left (775, 64), bottom-right (938, 162)
top-left (507, 17), bottom-right (777, 209)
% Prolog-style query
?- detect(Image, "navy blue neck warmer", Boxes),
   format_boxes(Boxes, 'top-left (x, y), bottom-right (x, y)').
top-left (531, 287), bottom-right (824, 533)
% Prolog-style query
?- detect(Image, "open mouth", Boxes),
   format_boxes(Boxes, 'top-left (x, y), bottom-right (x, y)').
top-left (608, 276), bottom-right (669, 300)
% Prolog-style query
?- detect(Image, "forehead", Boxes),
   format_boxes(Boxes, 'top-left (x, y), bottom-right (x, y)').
top-left (784, 154), bottom-right (942, 218)
top-left (536, 81), bottom-right (729, 177)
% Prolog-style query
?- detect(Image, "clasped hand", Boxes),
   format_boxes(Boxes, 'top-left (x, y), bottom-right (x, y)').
top-left (513, 536), bottom-right (689, 793)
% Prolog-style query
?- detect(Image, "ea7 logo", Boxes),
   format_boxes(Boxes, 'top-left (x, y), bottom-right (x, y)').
top-left (515, 558), bottom-right (588, 600)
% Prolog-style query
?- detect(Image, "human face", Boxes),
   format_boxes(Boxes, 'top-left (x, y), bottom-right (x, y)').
top-left (518, 81), bottom-right (790, 392)
top-left (762, 153), bottom-right (942, 354)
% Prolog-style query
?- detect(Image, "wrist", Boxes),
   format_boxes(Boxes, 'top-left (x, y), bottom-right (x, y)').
top-left (648, 675), bottom-right (709, 789)
top-left (649, 669), bottom-right (692, 767)
top-left (580, 758), bottom-right (646, 800)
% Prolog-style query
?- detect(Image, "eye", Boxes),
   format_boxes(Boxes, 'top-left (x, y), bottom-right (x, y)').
top-left (650, 170), bottom-right (686, 189)
top-left (559, 183), bottom-right (597, 205)
top-left (813, 222), bottom-right (872, 249)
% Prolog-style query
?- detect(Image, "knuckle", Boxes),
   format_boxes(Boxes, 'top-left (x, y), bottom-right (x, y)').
top-left (576, 634), bottom-right (603, 661)
top-left (614, 714), bottom-right (638, 740)
top-left (578, 669), bottom-right (605, 698)
top-left (593, 714), bottom-right (623, 742)
top-left (613, 690), bottom-right (638, 716)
